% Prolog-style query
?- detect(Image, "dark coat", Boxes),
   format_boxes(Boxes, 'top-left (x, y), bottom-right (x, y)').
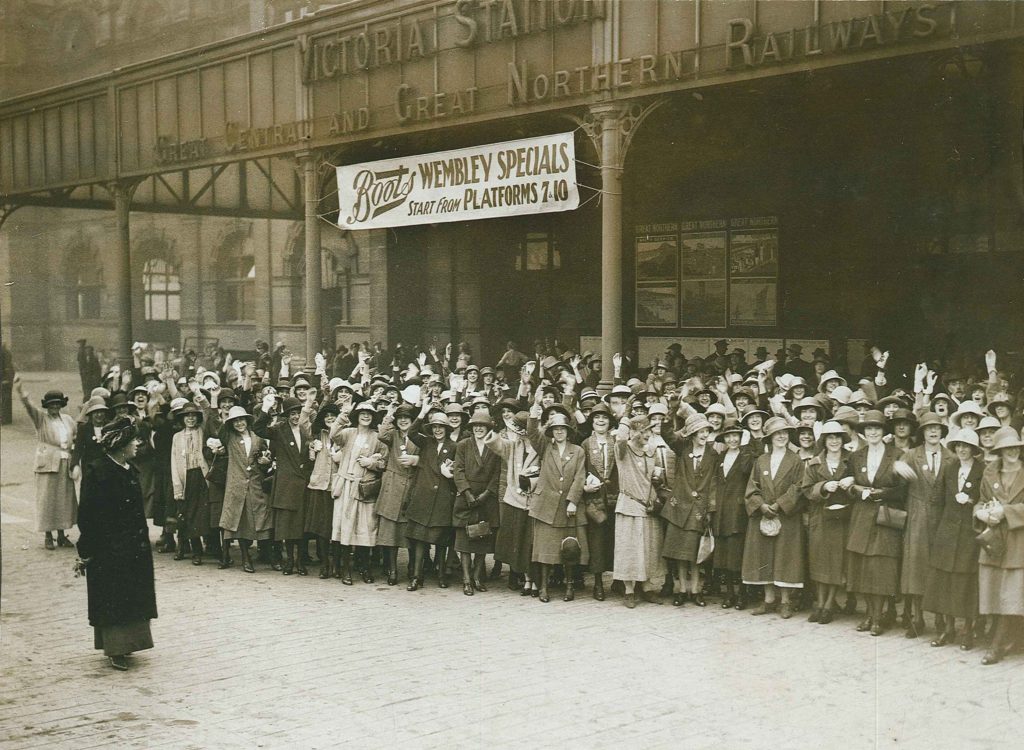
top-left (929, 459), bottom-right (983, 574)
top-left (844, 445), bottom-right (906, 559)
top-left (77, 456), bottom-right (157, 628)
top-left (802, 450), bottom-right (852, 585)
top-left (404, 436), bottom-right (458, 529)
top-left (742, 450), bottom-right (806, 585)
top-left (977, 457), bottom-right (1024, 570)
top-left (254, 412), bottom-right (312, 512)
top-left (527, 430), bottom-right (586, 528)
top-left (714, 449), bottom-right (754, 537)
top-left (72, 425), bottom-right (105, 478)
top-left (453, 438), bottom-right (500, 529)
top-left (581, 434), bottom-right (618, 522)
top-left (375, 425), bottom-right (420, 522)
top-left (900, 444), bottom-right (951, 595)
top-left (663, 438), bottom-right (718, 531)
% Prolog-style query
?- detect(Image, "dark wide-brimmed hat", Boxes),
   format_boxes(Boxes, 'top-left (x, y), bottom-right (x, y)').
top-left (41, 390), bottom-right (68, 408)
top-left (176, 403), bottom-right (204, 422)
top-left (915, 411), bottom-right (949, 438)
top-left (854, 410), bottom-right (887, 432)
top-left (468, 412), bottom-right (493, 429)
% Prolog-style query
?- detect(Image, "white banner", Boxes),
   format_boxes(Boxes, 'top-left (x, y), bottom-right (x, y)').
top-left (336, 132), bottom-right (579, 230)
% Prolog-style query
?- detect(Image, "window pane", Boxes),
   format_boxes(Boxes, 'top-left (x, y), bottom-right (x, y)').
top-left (552, 247), bottom-right (561, 269)
top-left (145, 296), bottom-right (152, 320)
top-left (246, 262), bottom-right (256, 279)
top-left (526, 242), bottom-right (547, 270)
top-left (168, 276), bottom-right (181, 292)
top-left (167, 294), bottom-right (181, 321)
top-left (241, 282), bottom-right (254, 320)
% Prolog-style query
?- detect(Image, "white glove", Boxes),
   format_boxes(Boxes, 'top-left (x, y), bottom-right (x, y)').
top-left (986, 349), bottom-right (997, 373)
top-left (440, 460), bottom-right (454, 479)
top-left (261, 393), bottom-right (276, 412)
top-left (314, 352), bottom-right (326, 376)
top-left (913, 362), bottom-right (927, 392)
top-left (70, 465), bottom-right (81, 481)
top-left (955, 492), bottom-right (971, 505)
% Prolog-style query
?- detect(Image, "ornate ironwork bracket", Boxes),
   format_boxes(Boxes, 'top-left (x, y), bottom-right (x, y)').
top-left (566, 98), bottom-right (667, 169)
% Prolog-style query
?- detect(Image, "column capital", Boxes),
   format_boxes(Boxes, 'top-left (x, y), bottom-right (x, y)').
top-left (571, 98), bottom-right (667, 169)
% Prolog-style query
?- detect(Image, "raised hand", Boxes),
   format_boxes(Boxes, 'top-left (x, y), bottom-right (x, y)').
top-left (986, 349), bottom-right (997, 372)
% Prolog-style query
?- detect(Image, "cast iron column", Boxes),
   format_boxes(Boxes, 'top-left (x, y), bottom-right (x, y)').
top-left (299, 152), bottom-right (323, 363)
top-left (110, 182), bottom-right (136, 371)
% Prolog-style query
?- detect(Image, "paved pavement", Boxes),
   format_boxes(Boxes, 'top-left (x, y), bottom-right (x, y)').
top-left (2, 372), bottom-right (1024, 749)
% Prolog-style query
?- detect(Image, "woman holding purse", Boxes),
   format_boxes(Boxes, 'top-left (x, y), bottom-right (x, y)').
top-left (924, 427), bottom-right (983, 649)
top-left (663, 413), bottom-right (719, 607)
top-left (801, 421), bottom-right (852, 624)
top-left (580, 403), bottom-right (617, 601)
top-left (453, 413), bottom-right (501, 595)
top-left (843, 410), bottom-right (910, 636)
top-left (742, 417), bottom-right (806, 619)
top-left (486, 410), bottom-right (540, 596)
top-left (974, 426), bottom-right (1024, 665)
top-left (527, 412), bottom-right (588, 603)
top-left (328, 401), bottom-right (387, 584)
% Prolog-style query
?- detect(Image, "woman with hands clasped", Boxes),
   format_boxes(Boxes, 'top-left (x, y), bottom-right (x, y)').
top-left (801, 421), bottom-right (852, 624)
top-left (843, 410), bottom-right (909, 636)
top-left (742, 417), bottom-right (806, 619)
top-left (974, 426), bottom-right (1024, 665)
top-left (924, 428), bottom-right (983, 649)
top-left (453, 413), bottom-right (501, 595)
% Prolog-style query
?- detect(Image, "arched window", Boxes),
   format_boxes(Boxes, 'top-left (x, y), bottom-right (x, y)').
top-left (143, 258), bottom-right (181, 321)
top-left (65, 243), bottom-right (102, 320)
top-left (216, 231), bottom-right (255, 322)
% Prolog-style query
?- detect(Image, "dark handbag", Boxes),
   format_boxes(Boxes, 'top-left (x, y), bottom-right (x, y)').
top-left (466, 520), bottom-right (491, 539)
top-left (205, 456), bottom-right (227, 488)
top-left (357, 472), bottom-right (382, 502)
top-left (585, 498), bottom-right (607, 525)
top-left (875, 504), bottom-right (907, 531)
top-left (975, 526), bottom-right (1006, 559)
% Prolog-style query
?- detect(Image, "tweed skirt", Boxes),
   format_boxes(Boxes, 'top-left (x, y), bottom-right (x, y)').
top-left (613, 514), bottom-right (665, 583)
top-left (532, 520), bottom-right (589, 566)
top-left (405, 520), bottom-right (452, 545)
top-left (455, 527), bottom-right (496, 554)
top-left (978, 565), bottom-right (1024, 616)
top-left (846, 552), bottom-right (900, 597)
top-left (376, 517), bottom-right (408, 548)
top-left (662, 524), bottom-right (701, 563)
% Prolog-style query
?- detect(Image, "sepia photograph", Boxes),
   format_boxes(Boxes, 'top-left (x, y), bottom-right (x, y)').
top-left (2, 1), bottom-right (1024, 748)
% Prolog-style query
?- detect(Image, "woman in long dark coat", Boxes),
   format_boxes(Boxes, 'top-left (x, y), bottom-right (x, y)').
top-left (802, 421), bottom-right (852, 624)
top-left (713, 419), bottom-right (754, 609)
top-left (663, 413), bottom-right (719, 607)
top-left (453, 412), bottom-right (501, 595)
top-left (375, 404), bottom-right (422, 585)
top-left (843, 409), bottom-right (908, 636)
top-left (76, 417), bottom-right (157, 671)
top-left (900, 412), bottom-right (951, 638)
top-left (255, 396), bottom-right (313, 576)
top-left (580, 403), bottom-right (616, 601)
top-left (924, 427), bottom-right (983, 649)
top-left (743, 417), bottom-right (806, 619)
top-left (527, 412), bottom-right (587, 603)
top-left (404, 412), bottom-right (458, 591)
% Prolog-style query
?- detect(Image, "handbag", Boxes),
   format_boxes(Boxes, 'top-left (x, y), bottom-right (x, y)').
top-left (759, 516), bottom-right (781, 537)
top-left (585, 498), bottom-right (607, 525)
top-left (466, 520), bottom-right (491, 539)
top-left (975, 526), bottom-right (1006, 559)
top-left (696, 527), bottom-right (715, 565)
top-left (357, 472), bottom-right (382, 502)
top-left (875, 504), bottom-right (908, 531)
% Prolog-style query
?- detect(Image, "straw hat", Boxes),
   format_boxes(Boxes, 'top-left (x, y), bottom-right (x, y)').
top-left (829, 385), bottom-right (853, 405)
top-left (763, 416), bottom-right (795, 438)
top-left (991, 426), bottom-right (1024, 452)
top-left (949, 400), bottom-right (985, 428)
top-left (946, 427), bottom-right (981, 454)
top-left (817, 370), bottom-right (847, 393)
top-left (681, 413), bottom-right (712, 438)
top-left (225, 405), bottom-right (252, 423)
top-left (818, 420), bottom-right (846, 437)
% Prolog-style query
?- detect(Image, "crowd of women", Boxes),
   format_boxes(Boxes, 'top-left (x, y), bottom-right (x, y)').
top-left (15, 339), bottom-right (1024, 668)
